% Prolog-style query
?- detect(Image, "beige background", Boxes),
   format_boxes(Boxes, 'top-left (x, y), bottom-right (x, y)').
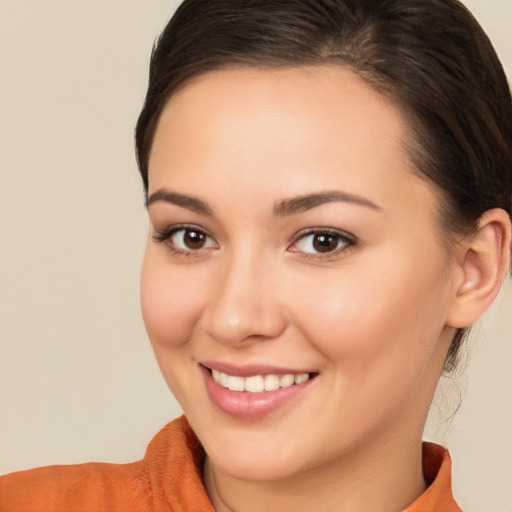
top-left (0, 1), bottom-right (510, 510)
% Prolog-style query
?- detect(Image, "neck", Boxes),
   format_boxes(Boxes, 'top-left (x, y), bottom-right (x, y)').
top-left (204, 429), bottom-right (427, 512)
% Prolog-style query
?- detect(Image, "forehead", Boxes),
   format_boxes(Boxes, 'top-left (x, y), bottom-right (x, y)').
top-left (155, 65), bottom-right (406, 147)
top-left (148, 65), bottom-right (438, 226)
top-left (151, 66), bottom-right (406, 170)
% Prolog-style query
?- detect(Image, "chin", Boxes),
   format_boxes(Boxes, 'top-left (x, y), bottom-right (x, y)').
top-left (209, 449), bottom-right (302, 483)
top-left (191, 417), bottom-right (312, 483)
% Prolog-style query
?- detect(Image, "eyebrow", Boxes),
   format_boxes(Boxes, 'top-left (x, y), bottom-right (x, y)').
top-left (274, 190), bottom-right (382, 216)
top-left (146, 188), bottom-right (382, 217)
top-left (146, 189), bottom-right (213, 215)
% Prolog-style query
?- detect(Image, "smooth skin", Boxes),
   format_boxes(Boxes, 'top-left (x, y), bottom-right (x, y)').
top-left (141, 66), bottom-right (511, 512)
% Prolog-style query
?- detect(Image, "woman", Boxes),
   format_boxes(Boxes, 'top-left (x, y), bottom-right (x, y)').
top-left (1, 0), bottom-right (511, 510)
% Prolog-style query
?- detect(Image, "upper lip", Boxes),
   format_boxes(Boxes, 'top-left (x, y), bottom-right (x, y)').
top-left (200, 361), bottom-right (314, 377)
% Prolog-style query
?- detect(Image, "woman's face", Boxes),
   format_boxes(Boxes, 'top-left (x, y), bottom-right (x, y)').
top-left (141, 66), bottom-right (457, 481)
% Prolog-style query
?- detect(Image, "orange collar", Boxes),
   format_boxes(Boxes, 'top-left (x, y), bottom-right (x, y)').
top-left (404, 441), bottom-right (462, 511)
top-left (147, 416), bottom-right (462, 511)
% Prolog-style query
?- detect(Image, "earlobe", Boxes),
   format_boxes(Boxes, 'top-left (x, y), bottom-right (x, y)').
top-left (447, 208), bottom-right (511, 329)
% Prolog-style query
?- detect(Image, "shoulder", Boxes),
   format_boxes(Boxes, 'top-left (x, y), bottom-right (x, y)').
top-left (0, 416), bottom-right (213, 512)
top-left (0, 459), bottom-right (150, 512)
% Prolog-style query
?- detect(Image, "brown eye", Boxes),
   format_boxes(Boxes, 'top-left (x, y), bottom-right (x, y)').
top-left (312, 233), bottom-right (339, 253)
top-left (161, 227), bottom-right (217, 252)
top-left (183, 229), bottom-right (206, 249)
top-left (290, 229), bottom-right (354, 256)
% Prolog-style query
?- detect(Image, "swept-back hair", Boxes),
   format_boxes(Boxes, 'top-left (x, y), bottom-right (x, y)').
top-left (135, 0), bottom-right (512, 371)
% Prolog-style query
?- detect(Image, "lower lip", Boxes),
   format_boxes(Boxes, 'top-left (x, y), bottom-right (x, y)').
top-left (201, 366), bottom-right (315, 419)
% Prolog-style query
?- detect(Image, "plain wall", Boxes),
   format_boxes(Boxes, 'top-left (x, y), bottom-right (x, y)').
top-left (0, 1), bottom-right (510, 510)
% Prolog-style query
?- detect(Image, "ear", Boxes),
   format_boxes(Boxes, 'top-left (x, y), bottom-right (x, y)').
top-left (447, 208), bottom-right (511, 329)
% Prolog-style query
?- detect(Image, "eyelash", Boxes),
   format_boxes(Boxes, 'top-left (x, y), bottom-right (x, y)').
top-left (288, 228), bottom-right (357, 259)
top-left (152, 224), bottom-right (217, 257)
top-left (152, 225), bottom-right (357, 259)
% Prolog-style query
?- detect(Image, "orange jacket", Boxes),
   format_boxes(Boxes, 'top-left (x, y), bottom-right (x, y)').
top-left (0, 416), bottom-right (462, 511)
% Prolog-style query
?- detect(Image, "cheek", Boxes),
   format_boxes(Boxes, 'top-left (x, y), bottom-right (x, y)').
top-left (288, 261), bottom-right (451, 435)
top-left (140, 249), bottom-right (211, 405)
top-left (291, 250), bottom-right (451, 368)
top-left (140, 249), bottom-right (206, 349)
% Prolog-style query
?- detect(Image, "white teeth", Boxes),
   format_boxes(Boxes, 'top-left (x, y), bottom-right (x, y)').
top-left (211, 369), bottom-right (312, 393)
top-left (227, 375), bottom-right (245, 392)
top-left (295, 373), bottom-right (310, 384)
top-left (220, 372), bottom-right (229, 387)
top-left (264, 374), bottom-right (280, 391)
top-left (280, 374), bottom-right (295, 387)
top-left (245, 375), bottom-right (265, 393)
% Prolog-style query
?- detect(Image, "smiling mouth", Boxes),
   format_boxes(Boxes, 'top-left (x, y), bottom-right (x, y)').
top-left (201, 365), bottom-right (318, 418)
top-left (207, 367), bottom-right (316, 393)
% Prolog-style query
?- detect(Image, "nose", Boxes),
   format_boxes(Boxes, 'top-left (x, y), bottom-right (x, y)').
top-left (202, 249), bottom-right (287, 346)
